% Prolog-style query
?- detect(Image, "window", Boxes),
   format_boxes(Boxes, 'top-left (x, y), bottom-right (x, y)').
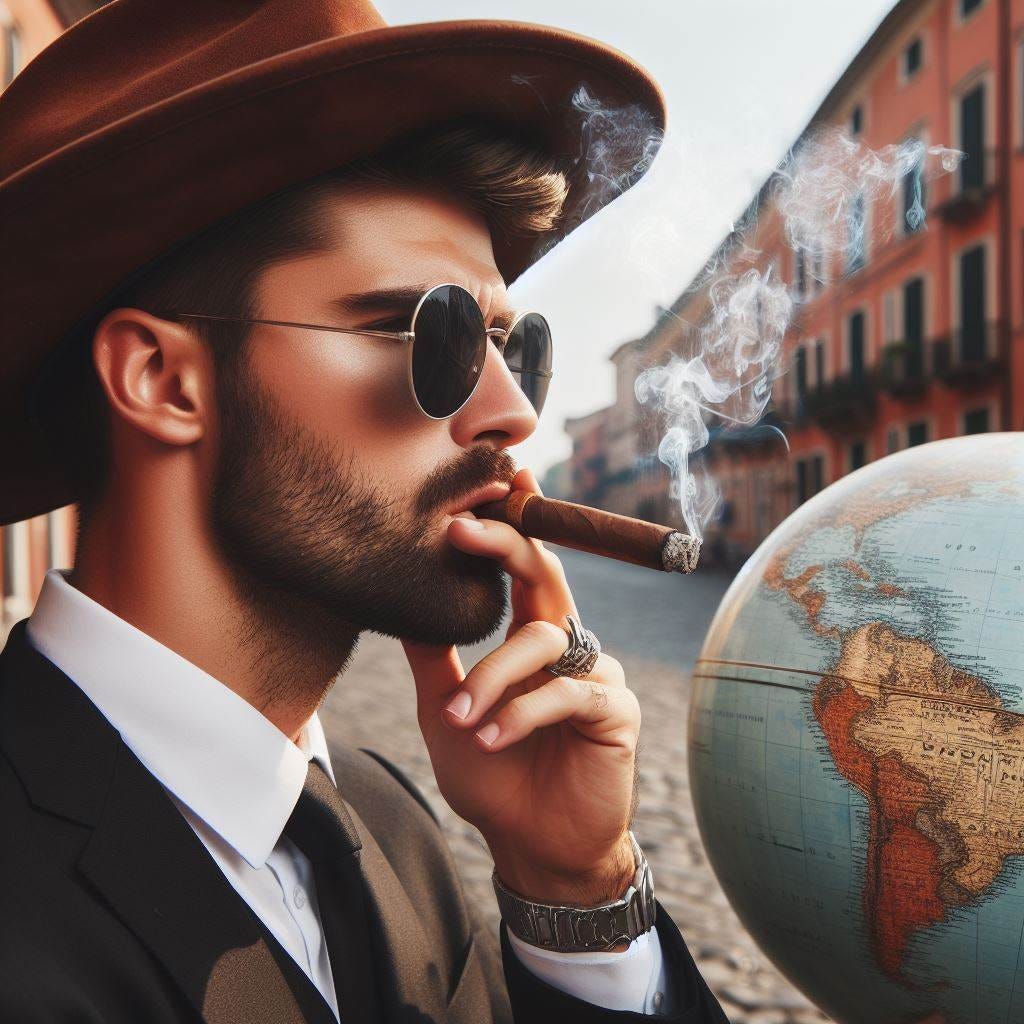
top-left (809, 251), bottom-right (824, 291)
top-left (903, 38), bottom-right (922, 79)
top-left (848, 312), bottom-right (865, 379)
top-left (1, 521), bottom-right (29, 616)
top-left (907, 421), bottom-right (929, 447)
top-left (850, 104), bottom-right (863, 136)
top-left (1, 524), bottom-right (16, 599)
top-left (795, 346), bottom-right (808, 399)
top-left (958, 82), bottom-right (986, 191)
top-left (812, 456), bottom-right (824, 495)
top-left (901, 145), bottom-right (926, 233)
top-left (903, 277), bottom-right (925, 376)
top-left (963, 407), bottom-right (990, 434)
top-left (958, 244), bottom-right (987, 362)
top-left (846, 193), bottom-right (866, 274)
top-left (794, 248), bottom-right (807, 298)
top-left (814, 339), bottom-right (826, 386)
top-left (46, 511), bottom-right (63, 570)
top-left (795, 456), bottom-right (826, 506)
top-left (850, 441), bottom-right (867, 472)
top-left (887, 428), bottom-right (901, 454)
top-left (960, 0), bottom-right (984, 18)
top-left (1, 11), bottom-right (21, 88)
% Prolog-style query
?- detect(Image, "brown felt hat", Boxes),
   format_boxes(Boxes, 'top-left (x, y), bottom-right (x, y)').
top-left (0, 0), bottom-right (665, 526)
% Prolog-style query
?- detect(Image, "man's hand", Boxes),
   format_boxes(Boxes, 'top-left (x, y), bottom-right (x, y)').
top-left (403, 467), bottom-right (640, 909)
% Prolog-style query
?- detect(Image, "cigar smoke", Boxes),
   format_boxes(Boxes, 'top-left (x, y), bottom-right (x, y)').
top-left (636, 128), bottom-right (962, 540)
top-left (773, 128), bottom-right (963, 282)
top-left (531, 83), bottom-right (663, 263)
top-left (530, 78), bottom-right (965, 541)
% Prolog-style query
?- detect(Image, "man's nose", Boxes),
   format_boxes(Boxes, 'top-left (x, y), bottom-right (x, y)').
top-left (448, 338), bottom-right (537, 449)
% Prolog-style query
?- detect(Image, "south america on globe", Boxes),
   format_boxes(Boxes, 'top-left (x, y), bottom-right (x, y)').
top-left (689, 433), bottom-right (1024, 1024)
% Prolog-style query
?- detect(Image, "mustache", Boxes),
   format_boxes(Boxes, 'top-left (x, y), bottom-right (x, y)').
top-left (415, 447), bottom-right (517, 515)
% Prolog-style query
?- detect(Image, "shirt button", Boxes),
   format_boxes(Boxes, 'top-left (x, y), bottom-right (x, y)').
top-left (293, 884), bottom-right (306, 909)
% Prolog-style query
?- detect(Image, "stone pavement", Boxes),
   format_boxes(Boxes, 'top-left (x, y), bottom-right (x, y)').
top-left (319, 549), bottom-right (831, 1023)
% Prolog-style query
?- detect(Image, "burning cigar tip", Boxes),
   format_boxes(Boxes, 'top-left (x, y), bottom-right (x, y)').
top-left (661, 532), bottom-right (702, 575)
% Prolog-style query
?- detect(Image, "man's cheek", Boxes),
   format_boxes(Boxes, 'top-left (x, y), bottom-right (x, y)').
top-left (345, 353), bottom-right (419, 427)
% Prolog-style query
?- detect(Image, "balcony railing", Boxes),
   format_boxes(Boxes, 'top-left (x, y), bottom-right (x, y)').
top-left (797, 373), bottom-right (876, 433)
top-left (932, 321), bottom-right (1005, 387)
top-left (878, 340), bottom-right (927, 398)
top-left (704, 410), bottom-right (787, 452)
top-left (932, 148), bottom-right (1001, 224)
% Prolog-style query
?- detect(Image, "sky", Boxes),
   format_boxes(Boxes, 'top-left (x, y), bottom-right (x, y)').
top-left (376, 0), bottom-right (899, 476)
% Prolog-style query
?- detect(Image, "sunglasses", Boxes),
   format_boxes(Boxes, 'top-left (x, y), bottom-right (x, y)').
top-left (163, 282), bottom-right (553, 420)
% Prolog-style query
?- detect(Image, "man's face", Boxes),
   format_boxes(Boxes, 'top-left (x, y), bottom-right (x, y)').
top-left (208, 184), bottom-right (539, 647)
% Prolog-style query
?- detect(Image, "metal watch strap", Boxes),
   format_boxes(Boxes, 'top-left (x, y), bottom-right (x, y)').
top-left (491, 831), bottom-right (657, 953)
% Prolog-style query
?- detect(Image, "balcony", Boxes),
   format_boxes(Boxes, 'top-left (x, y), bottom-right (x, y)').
top-left (798, 373), bottom-right (876, 433)
top-left (704, 410), bottom-right (787, 452)
top-left (878, 341), bottom-right (927, 398)
top-left (932, 322), bottom-right (1005, 387)
top-left (932, 148), bottom-right (1000, 224)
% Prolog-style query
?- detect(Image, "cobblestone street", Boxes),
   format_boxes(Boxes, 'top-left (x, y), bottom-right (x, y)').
top-left (320, 549), bottom-right (831, 1023)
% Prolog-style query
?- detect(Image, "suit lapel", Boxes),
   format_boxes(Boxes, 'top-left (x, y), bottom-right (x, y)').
top-left (0, 620), bottom-right (324, 1024)
top-left (78, 741), bottom-right (321, 1024)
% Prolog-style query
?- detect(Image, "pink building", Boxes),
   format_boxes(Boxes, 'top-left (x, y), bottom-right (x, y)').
top-left (582, 0), bottom-right (1024, 563)
top-left (0, 1), bottom-right (104, 633)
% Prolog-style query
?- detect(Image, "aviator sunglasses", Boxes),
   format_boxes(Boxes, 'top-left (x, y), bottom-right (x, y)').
top-left (164, 283), bottom-right (553, 420)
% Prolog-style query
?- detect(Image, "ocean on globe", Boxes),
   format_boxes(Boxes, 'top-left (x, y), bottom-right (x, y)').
top-left (689, 433), bottom-right (1024, 1024)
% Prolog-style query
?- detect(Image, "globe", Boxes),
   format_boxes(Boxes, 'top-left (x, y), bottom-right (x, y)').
top-left (689, 433), bottom-right (1024, 1024)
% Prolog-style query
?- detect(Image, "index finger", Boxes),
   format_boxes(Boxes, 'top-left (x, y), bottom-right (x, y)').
top-left (448, 514), bottom-right (577, 631)
top-left (507, 466), bottom-right (579, 624)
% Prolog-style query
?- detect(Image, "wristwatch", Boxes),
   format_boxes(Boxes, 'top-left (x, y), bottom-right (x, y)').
top-left (492, 831), bottom-right (657, 953)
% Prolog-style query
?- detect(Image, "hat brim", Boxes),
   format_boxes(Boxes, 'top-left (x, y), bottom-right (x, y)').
top-left (0, 18), bottom-right (665, 525)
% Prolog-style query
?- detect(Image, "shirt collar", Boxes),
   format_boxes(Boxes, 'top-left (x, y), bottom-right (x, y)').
top-left (26, 568), bottom-right (337, 870)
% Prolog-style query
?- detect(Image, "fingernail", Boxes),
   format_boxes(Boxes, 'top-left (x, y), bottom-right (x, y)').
top-left (476, 722), bottom-right (500, 746)
top-left (455, 518), bottom-right (485, 531)
top-left (445, 690), bottom-right (473, 719)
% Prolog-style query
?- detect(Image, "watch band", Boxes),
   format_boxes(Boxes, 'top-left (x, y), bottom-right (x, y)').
top-left (492, 831), bottom-right (657, 953)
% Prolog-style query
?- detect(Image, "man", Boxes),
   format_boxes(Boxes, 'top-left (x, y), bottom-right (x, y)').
top-left (0, 1), bottom-right (728, 1021)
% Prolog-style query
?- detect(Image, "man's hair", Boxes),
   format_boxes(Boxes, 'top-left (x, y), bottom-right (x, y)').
top-left (36, 119), bottom-right (568, 529)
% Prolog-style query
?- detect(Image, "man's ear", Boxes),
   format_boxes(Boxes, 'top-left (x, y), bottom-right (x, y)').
top-left (90, 307), bottom-right (213, 447)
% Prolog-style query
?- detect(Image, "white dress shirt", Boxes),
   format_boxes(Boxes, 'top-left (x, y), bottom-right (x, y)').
top-left (25, 568), bottom-right (668, 1017)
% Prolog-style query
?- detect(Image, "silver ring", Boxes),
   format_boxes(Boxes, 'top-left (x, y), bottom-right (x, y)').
top-left (546, 615), bottom-right (601, 679)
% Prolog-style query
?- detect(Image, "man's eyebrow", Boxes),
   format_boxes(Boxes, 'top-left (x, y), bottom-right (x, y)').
top-left (329, 286), bottom-right (516, 331)
top-left (329, 287), bottom-right (431, 318)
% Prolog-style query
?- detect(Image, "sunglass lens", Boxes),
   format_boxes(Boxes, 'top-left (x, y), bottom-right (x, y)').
top-left (411, 285), bottom-right (486, 418)
top-left (503, 312), bottom-right (552, 415)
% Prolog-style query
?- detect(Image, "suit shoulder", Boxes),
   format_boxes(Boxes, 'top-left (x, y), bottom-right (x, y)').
top-left (357, 746), bottom-right (442, 826)
top-left (329, 744), bottom-right (445, 842)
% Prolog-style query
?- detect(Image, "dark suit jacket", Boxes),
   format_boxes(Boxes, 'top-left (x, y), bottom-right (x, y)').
top-left (0, 618), bottom-right (728, 1023)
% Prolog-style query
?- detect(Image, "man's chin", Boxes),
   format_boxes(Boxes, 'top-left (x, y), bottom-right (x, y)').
top-left (385, 548), bottom-right (507, 647)
top-left (428, 549), bottom-right (508, 645)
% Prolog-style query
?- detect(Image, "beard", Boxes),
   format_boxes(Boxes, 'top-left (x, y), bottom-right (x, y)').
top-left (208, 353), bottom-right (515, 648)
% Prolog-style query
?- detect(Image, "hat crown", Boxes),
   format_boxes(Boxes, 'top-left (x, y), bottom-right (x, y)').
top-left (0, 0), bottom-right (387, 182)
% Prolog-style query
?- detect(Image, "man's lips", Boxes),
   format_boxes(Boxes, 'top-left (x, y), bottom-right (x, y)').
top-left (446, 481), bottom-right (512, 519)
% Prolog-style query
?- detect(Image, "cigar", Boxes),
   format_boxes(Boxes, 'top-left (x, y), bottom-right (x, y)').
top-left (472, 491), bottom-right (702, 574)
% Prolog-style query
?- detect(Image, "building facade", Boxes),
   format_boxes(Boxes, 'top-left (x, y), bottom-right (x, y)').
top-left (0, 1), bottom-right (107, 633)
top-left (566, 0), bottom-right (1024, 563)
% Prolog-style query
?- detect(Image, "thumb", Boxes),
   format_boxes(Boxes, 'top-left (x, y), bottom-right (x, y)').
top-left (402, 640), bottom-right (466, 714)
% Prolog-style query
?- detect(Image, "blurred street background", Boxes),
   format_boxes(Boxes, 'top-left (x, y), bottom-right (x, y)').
top-left (319, 550), bottom-right (829, 1024)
